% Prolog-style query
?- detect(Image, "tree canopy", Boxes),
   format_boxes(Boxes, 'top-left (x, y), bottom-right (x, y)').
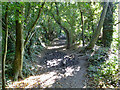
top-left (1, 1), bottom-right (119, 89)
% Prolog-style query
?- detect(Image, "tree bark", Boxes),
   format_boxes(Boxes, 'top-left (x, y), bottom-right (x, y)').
top-left (85, 1), bottom-right (109, 50)
top-left (13, 3), bottom-right (24, 81)
top-left (102, 2), bottom-right (113, 47)
top-left (80, 11), bottom-right (85, 46)
top-left (2, 3), bottom-right (9, 89)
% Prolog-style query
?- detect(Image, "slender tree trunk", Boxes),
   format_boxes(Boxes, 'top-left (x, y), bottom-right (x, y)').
top-left (54, 19), bottom-right (70, 49)
top-left (80, 11), bottom-right (84, 46)
top-left (85, 2), bottom-right (109, 50)
top-left (52, 14), bottom-right (70, 49)
top-left (28, 39), bottom-right (32, 56)
top-left (24, 2), bottom-right (45, 47)
top-left (92, 22), bottom-right (94, 33)
top-left (13, 3), bottom-right (24, 81)
top-left (53, 3), bottom-right (70, 49)
top-left (87, 22), bottom-right (90, 42)
top-left (102, 2), bottom-right (113, 47)
top-left (65, 30), bottom-right (70, 49)
top-left (2, 3), bottom-right (9, 89)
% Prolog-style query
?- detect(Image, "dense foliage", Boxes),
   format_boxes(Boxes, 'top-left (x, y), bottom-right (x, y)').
top-left (2, 2), bottom-right (119, 88)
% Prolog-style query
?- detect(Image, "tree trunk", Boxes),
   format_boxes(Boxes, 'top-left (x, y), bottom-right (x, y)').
top-left (13, 3), bottom-right (24, 81)
top-left (2, 3), bottom-right (9, 89)
top-left (24, 2), bottom-right (45, 47)
top-left (53, 3), bottom-right (70, 49)
top-left (80, 11), bottom-right (85, 46)
top-left (54, 19), bottom-right (70, 49)
top-left (52, 15), bottom-right (70, 49)
top-left (102, 2), bottom-right (113, 47)
top-left (65, 29), bottom-right (70, 49)
top-left (86, 1), bottom-right (109, 50)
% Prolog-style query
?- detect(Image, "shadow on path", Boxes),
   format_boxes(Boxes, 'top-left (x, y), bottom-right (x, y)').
top-left (7, 38), bottom-right (88, 88)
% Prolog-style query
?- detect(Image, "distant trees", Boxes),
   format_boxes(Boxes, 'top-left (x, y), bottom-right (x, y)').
top-left (2, 1), bottom-right (117, 84)
top-left (51, 3), bottom-right (71, 49)
top-left (52, 12), bottom-right (71, 49)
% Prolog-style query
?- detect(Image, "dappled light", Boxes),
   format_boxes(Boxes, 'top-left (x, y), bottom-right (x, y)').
top-left (7, 71), bottom-right (59, 88)
top-left (64, 66), bottom-right (80, 77)
top-left (7, 62), bottom-right (83, 88)
top-left (47, 38), bottom-right (66, 50)
top-left (47, 45), bottom-right (66, 50)
top-left (2, 1), bottom-right (119, 89)
top-left (46, 58), bottom-right (62, 68)
top-left (6, 38), bottom-right (86, 88)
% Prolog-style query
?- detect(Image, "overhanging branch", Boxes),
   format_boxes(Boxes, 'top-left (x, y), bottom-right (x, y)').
top-left (24, 2), bottom-right (45, 47)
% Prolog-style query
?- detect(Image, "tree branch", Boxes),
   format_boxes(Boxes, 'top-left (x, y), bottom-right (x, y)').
top-left (85, 1), bottom-right (109, 50)
top-left (114, 21), bottom-right (120, 26)
top-left (2, 3), bottom-right (9, 88)
top-left (52, 13), bottom-right (70, 49)
top-left (24, 2), bottom-right (45, 47)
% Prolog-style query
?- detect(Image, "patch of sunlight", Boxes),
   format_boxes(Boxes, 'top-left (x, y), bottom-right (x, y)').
top-left (36, 25), bottom-right (40, 28)
top-left (37, 65), bottom-right (42, 68)
top-left (47, 59), bottom-right (62, 68)
top-left (76, 66), bottom-right (81, 72)
top-left (63, 66), bottom-right (81, 77)
top-left (41, 74), bottom-right (61, 88)
top-left (39, 38), bottom-right (46, 48)
top-left (34, 9), bottom-right (37, 12)
top-left (64, 67), bottom-right (75, 77)
top-left (36, 6), bottom-right (39, 8)
top-left (70, 0), bottom-right (75, 4)
top-left (7, 71), bottom-right (62, 88)
top-left (63, 48), bottom-right (66, 50)
top-left (53, 38), bottom-right (59, 41)
top-left (47, 45), bottom-right (66, 49)
top-left (109, 54), bottom-right (118, 60)
top-left (7, 65), bottom-right (83, 88)
top-left (37, 54), bottom-right (41, 58)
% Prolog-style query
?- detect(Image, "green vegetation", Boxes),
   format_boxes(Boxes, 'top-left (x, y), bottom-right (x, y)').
top-left (2, 1), bottom-right (119, 89)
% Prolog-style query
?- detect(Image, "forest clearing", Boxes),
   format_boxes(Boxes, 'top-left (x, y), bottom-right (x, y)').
top-left (1, 1), bottom-right (120, 89)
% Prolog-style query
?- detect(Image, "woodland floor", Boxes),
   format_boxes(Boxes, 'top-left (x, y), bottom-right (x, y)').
top-left (7, 38), bottom-right (90, 88)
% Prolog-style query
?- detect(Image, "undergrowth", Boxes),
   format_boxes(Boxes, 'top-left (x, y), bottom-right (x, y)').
top-left (5, 43), bottom-right (44, 86)
top-left (87, 44), bottom-right (119, 88)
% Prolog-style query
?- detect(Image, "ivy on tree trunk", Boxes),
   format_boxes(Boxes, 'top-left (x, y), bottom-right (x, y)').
top-left (85, 1), bottom-right (109, 50)
top-left (102, 2), bottom-right (114, 47)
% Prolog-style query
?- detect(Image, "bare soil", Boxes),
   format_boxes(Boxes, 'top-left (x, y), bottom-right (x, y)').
top-left (35, 38), bottom-right (89, 88)
top-left (7, 38), bottom-right (89, 88)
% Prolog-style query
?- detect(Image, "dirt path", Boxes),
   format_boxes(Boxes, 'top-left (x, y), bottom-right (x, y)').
top-left (35, 38), bottom-right (89, 88)
top-left (7, 38), bottom-right (89, 88)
